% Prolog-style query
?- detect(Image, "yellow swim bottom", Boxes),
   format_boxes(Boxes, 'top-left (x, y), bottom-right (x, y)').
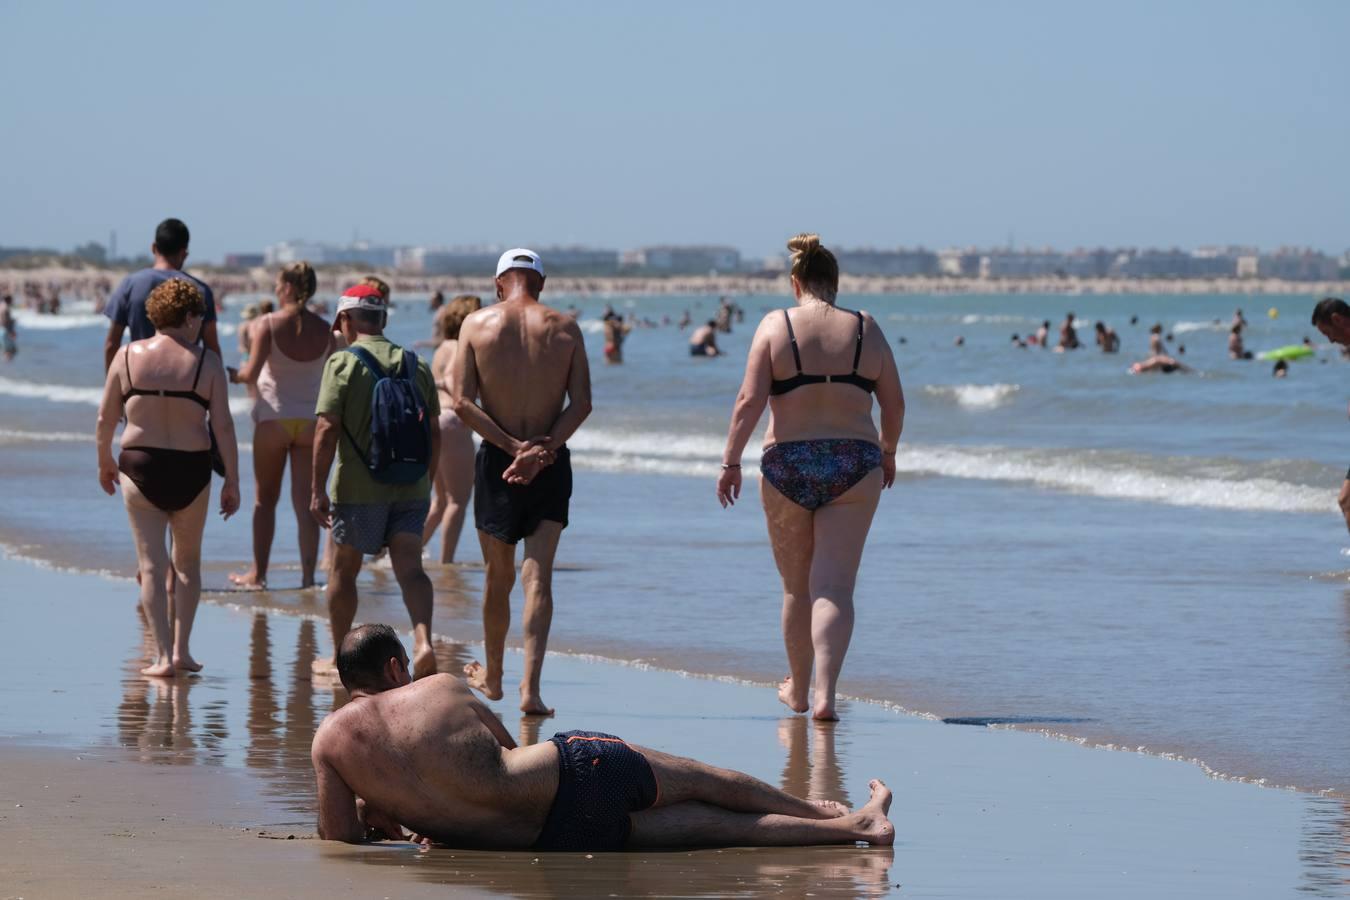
top-left (277, 418), bottom-right (313, 442)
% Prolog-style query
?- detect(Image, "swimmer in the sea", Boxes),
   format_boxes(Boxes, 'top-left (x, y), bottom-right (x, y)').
top-left (689, 320), bottom-right (721, 357)
top-left (1272, 359), bottom-right (1288, 378)
top-left (1130, 354), bottom-right (1192, 375)
top-left (1094, 322), bottom-right (1119, 353)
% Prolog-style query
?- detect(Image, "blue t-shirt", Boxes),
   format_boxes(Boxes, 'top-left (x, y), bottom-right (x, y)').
top-left (104, 268), bottom-right (216, 341)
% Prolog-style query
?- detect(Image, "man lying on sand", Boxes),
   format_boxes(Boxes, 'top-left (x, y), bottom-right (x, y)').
top-left (312, 625), bottom-right (895, 851)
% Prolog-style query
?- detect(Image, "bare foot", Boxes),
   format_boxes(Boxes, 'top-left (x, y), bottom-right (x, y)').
top-left (141, 659), bottom-right (175, 678)
top-left (173, 653), bottom-right (203, 673)
top-left (849, 779), bottom-right (895, 845)
top-left (300, 573), bottom-right (316, 590)
top-left (228, 570), bottom-right (266, 591)
top-left (812, 693), bottom-right (839, 721)
top-left (778, 675), bottom-right (809, 714)
top-left (811, 799), bottom-right (850, 818)
top-left (463, 661), bottom-right (503, 700)
top-left (519, 687), bottom-right (554, 718)
top-left (412, 644), bottom-right (438, 679)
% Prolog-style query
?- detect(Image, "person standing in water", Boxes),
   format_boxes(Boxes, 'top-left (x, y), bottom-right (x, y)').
top-left (1311, 297), bottom-right (1350, 534)
top-left (1094, 322), bottom-right (1119, 353)
top-left (717, 234), bottom-right (904, 721)
top-left (689, 320), bottom-right (721, 357)
top-left (1056, 312), bottom-right (1080, 351)
top-left (228, 262), bottom-right (335, 590)
top-left (96, 279), bottom-right (240, 676)
top-left (423, 294), bottom-right (482, 563)
top-left (1, 294), bottom-right (16, 361)
top-left (452, 250), bottom-right (592, 717)
top-left (310, 284), bottom-right (441, 680)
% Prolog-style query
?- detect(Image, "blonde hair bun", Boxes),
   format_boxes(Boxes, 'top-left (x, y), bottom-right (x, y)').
top-left (787, 232), bottom-right (821, 261)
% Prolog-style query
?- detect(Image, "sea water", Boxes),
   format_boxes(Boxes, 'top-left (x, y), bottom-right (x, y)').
top-left (1, 289), bottom-right (1346, 795)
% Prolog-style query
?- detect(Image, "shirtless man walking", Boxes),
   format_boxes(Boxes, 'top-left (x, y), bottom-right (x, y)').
top-left (451, 250), bottom-right (592, 716)
top-left (311, 624), bottom-right (894, 851)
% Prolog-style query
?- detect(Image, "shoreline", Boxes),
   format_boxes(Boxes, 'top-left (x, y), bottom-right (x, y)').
top-left (4, 264), bottom-right (1348, 299)
top-left (0, 553), bottom-right (1341, 898)
top-left (1, 539), bottom-right (1340, 802)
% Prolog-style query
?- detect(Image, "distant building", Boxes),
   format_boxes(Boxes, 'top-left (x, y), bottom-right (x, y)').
top-left (937, 248), bottom-right (981, 278)
top-left (396, 245), bottom-right (619, 276)
top-left (623, 245), bottom-right (741, 275)
top-left (1113, 249), bottom-right (1238, 279)
top-left (1257, 248), bottom-right (1339, 281)
top-left (224, 253), bottom-right (265, 268)
top-left (835, 248), bottom-right (938, 277)
top-left (264, 240), bottom-right (397, 268)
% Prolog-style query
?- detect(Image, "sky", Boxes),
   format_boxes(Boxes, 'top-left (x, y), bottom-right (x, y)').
top-left (2, 0), bottom-right (1348, 262)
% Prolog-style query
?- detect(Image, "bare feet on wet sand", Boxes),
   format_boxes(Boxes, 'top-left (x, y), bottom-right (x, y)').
top-left (778, 675), bottom-right (809, 714)
top-left (141, 658), bottom-right (175, 678)
top-left (173, 653), bottom-right (202, 673)
top-left (812, 697), bottom-right (839, 722)
top-left (413, 643), bottom-right (438, 680)
top-left (519, 686), bottom-right (554, 718)
top-left (228, 570), bottom-right (267, 591)
top-left (847, 780), bottom-right (895, 845)
top-left (463, 661), bottom-right (503, 700)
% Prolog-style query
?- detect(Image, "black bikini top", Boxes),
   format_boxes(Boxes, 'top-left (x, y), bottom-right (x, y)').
top-left (769, 309), bottom-right (877, 396)
top-left (122, 345), bottom-right (210, 410)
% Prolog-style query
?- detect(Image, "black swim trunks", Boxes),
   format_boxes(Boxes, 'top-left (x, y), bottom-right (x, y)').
top-left (474, 443), bottom-right (572, 545)
top-left (532, 730), bottom-right (660, 852)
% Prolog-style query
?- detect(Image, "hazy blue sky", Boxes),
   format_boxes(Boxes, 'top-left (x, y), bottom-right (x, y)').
top-left (3, 1), bottom-right (1347, 261)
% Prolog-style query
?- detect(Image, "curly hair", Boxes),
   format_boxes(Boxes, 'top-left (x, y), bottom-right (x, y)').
top-left (145, 278), bottom-right (205, 330)
top-left (437, 294), bottom-right (482, 341)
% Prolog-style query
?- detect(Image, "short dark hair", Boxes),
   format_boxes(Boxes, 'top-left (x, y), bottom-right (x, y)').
top-left (154, 218), bottom-right (190, 258)
top-left (346, 308), bottom-right (386, 331)
top-left (336, 624), bottom-right (406, 692)
top-left (1311, 297), bottom-right (1349, 327)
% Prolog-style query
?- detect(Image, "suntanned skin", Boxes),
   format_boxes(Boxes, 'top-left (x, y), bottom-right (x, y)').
top-left (1313, 309), bottom-right (1350, 534)
top-left (450, 267), bottom-right (592, 716)
top-left (312, 635), bottom-right (895, 850)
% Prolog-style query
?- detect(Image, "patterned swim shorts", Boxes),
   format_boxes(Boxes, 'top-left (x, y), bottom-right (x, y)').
top-left (331, 499), bottom-right (430, 555)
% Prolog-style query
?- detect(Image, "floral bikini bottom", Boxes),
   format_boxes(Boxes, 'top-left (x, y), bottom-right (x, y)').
top-left (760, 439), bottom-right (882, 510)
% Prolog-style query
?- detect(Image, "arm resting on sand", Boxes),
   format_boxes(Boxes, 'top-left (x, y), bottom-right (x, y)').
top-left (313, 747), bottom-right (364, 843)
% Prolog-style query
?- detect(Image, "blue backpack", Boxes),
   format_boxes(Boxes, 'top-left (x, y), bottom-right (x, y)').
top-left (341, 345), bottom-right (431, 485)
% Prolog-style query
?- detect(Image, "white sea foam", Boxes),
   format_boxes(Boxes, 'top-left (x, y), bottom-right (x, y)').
top-left (0, 376), bottom-right (252, 415)
top-left (0, 428), bottom-right (93, 444)
top-left (567, 426), bottom-right (1329, 514)
top-left (1172, 319), bottom-right (1226, 334)
top-left (922, 383), bottom-right (1021, 409)
top-left (12, 311), bottom-right (108, 330)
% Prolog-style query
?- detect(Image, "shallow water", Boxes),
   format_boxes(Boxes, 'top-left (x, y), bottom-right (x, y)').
top-left (1, 290), bottom-right (1347, 797)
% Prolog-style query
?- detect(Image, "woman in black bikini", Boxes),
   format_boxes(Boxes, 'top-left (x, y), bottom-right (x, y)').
top-left (96, 279), bottom-right (241, 677)
top-left (717, 234), bottom-right (905, 720)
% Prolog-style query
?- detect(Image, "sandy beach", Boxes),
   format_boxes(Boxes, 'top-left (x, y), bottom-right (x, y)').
top-left (1, 553), bottom-right (1345, 898)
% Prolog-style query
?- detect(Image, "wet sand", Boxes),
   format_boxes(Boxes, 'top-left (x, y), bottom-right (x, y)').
top-left (2, 555), bottom-right (1346, 897)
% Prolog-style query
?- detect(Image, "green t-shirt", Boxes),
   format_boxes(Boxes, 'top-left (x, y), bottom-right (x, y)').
top-left (315, 335), bottom-right (441, 505)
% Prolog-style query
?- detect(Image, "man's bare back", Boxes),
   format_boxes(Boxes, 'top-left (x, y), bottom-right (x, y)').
top-left (454, 298), bottom-right (589, 451)
top-left (312, 673), bottom-right (559, 847)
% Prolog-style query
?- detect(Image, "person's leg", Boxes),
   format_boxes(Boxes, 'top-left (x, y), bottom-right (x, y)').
top-left (121, 477), bottom-right (173, 677)
top-left (464, 531), bottom-right (516, 701)
top-left (518, 520), bottom-right (563, 716)
top-left (386, 530), bottom-right (436, 679)
top-left (231, 420), bottom-right (288, 589)
top-left (635, 744), bottom-right (846, 819)
top-left (808, 469), bottom-right (882, 720)
top-left (166, 484), bottom-right (211, 672)
top-left (627, 779), bottom-right (893, 849)
top-left (761, 478), bottom-right (815, 713)
top-left (317, 542), bottom-right (364, 675)
top-left (439, 431), bottom-right (476, 564)
top-left (423, 450), bottom-right (449, 550)
top-left (287, 426), bottom-right (319, 588)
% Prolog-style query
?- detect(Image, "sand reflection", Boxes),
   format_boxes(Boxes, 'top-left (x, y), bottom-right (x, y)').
top-left (780, 716), bottom-right (850, 811)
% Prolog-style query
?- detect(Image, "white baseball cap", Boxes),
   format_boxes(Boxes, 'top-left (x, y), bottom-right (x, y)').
top-left (335, 283), bottom-right (387, 314)
top-left (495, 248), bottom-right (545, 278)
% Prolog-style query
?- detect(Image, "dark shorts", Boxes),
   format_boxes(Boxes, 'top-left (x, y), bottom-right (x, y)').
top-left (331, 499), bottom-right (430, 555)
top-left (533, 730), bottom-right (660, 852)
top-left (474, 443), bottom-right (571, 545)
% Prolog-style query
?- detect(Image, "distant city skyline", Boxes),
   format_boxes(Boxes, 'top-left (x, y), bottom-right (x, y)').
top-left (3, 2), bottom-right (1347, 261)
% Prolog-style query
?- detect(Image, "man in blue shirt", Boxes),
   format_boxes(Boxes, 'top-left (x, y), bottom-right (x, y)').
top-left (103, 218), bottom-right (220, 370)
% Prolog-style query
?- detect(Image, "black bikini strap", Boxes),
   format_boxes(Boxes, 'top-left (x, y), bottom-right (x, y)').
top-left (190, 347), bottom-right (207, 391)
top-left (851, 310), bottom-right (865, 373)
top-left (782, 310), bottom-right (803, 373)
top-left (123, 345), bottom-right (134, 390)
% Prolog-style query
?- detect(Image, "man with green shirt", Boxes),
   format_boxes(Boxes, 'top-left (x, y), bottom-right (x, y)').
top-left (311, 284), bottom-right (441, 680)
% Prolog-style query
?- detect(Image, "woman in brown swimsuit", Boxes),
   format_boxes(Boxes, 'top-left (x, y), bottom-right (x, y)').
top-left (96, 279), bottom-right (241, 677)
